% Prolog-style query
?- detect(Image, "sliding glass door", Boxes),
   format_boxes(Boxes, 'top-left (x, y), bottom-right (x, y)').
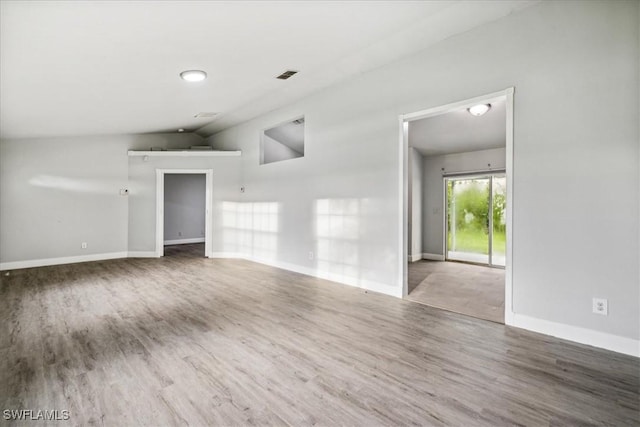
top-left (491, 175), bottom-right (506, 267)
top-left (446, 173), bottom-right (505, 267)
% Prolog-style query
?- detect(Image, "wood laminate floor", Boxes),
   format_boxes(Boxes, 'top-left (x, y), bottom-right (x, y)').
top-left (1, 252), bottom-right (638, 426)
top-left (408, 260), bottom-right (505, 324)
top-left (164, 243), bottom-right (205, 258)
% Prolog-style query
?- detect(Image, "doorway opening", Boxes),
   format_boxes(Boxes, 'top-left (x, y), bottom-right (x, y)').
top-left (399, 88), bottom-right (514, 324)
top-left (155, 169), bottom-right (213, 258)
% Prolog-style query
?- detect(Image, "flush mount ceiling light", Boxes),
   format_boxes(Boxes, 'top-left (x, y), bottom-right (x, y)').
top-left (179, 70), bottom-right (207, 82)
top-left (467, 104), bottom-right (491, 116)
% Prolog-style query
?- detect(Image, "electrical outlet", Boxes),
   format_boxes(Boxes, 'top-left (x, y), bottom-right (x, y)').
top-left (308, 251), bottom-right (314, 260)
top-left (81, 242), bottom-right (88, 249)
top-left (592, 298), bottom-right (608, 316)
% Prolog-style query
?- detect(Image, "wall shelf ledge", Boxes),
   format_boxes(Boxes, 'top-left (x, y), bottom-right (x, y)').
top-left (128, 150), bottom-right (241, 157)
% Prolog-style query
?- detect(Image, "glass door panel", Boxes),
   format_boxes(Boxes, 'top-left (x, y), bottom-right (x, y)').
top-left (491, 175), bottom-right (507, 267)
top-left (446, 177), bottom-right (490, 264)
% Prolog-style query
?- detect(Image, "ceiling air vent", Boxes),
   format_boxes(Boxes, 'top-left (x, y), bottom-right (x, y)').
top-left (276, 70), bottom-right (298, 80)
top-left (194, 112), bottom-right (217, 118)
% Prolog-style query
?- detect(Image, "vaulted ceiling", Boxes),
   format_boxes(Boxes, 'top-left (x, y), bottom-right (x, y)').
top-left (0, 1), bottom-right (535, 140)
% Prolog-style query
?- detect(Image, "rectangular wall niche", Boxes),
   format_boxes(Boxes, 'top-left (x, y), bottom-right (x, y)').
top-left (261, 117), bottom-right (305, 165)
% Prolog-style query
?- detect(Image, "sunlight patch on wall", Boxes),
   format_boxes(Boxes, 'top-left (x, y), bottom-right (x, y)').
top-left (28, 174), bottom-right (115, 194)
top-left (222, 201), bottom-right (279, 259)
top-left (315, 198), bottom-right (360, 280)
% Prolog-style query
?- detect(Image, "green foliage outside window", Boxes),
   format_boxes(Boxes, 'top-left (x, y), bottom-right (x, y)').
top-left (447, 178), bottom-right (506, 256)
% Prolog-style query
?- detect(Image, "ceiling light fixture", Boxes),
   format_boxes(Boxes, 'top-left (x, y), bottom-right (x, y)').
top-left (467, 104), bottom-right (491, 116)
top-left (180, 70), bottom-right (207, 82)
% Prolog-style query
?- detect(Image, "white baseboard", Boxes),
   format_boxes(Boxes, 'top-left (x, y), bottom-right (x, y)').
top-left (164, 238), bottom-right (205, 245)
top-left (409, 253), bottom-right (422, 262)
top-left (210, 252), bottom-right (401, 298)
top-left (508, 313), bottom-right (639, 357)
top-left (0, 252), bottom-right (128, 271)
top-left (127, 251), bottom-right (158, 258)
top-left (210, 252), bottom-right (244, 259)
top-left (422, 253), bottom-right (445, 261)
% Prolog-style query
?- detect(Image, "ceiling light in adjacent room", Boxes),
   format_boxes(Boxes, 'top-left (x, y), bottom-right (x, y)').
top-left (467, 104), bottom-right (491, 116)
top-left (180, 70), bottom-right (207, 82)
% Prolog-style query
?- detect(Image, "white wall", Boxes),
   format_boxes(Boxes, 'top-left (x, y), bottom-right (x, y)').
top-left (422, 147), bottom-right (506, 256)
top-left (209, 1), bottom-right (639, 344)
top-left (408, 147), bottom-right (423, 260)
top-left (164, 174), bottom-right (206, 243)
top-left (127, 155), bottom-right (241, 254)
top-left (209, 108), bottom-right (401, 295)
top-left (0, 133), bottom-right (203, 267)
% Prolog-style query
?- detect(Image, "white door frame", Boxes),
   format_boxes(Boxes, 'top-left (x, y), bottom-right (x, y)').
top-left (156, 169), bottom-right (213, 258)
top-left (398, 87), bottom-right (515, 325)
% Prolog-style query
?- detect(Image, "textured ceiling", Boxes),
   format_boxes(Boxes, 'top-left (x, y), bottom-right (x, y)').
top-left (0, 1), bottom-right (535, 140)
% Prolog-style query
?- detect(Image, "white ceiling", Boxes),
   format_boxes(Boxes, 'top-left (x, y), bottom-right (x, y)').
top-left (409, 98), bottom-right (506, 157)
top-left (0, 1), bottom-right (535, 140)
